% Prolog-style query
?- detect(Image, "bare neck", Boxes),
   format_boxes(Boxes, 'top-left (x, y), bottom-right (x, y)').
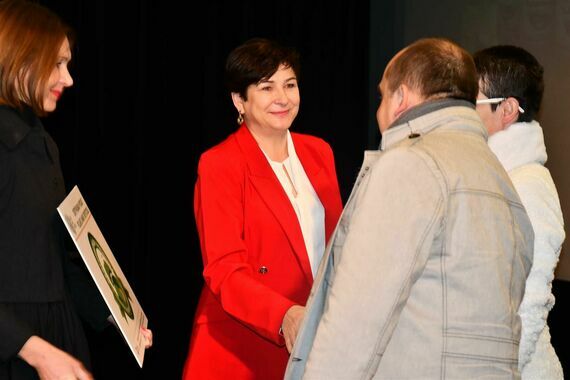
top-left (248, 128), bottom-right (289, 162)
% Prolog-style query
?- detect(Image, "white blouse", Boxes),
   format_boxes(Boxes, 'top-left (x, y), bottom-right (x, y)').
top-left (262, 131), bottom-right (325, 276)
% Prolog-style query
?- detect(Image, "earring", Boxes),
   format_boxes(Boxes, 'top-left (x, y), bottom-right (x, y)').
top-left (237, 112), bottom-right (244, 125)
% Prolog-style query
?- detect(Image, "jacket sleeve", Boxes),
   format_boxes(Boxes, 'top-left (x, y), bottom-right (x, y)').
top-left (62, 247), bottom-right (111, 332)
top-left (0, 306), bottom-right (34, 361)
top-left (0, 149), bottom-right (34, 361)
top-left (303, 148), bottom-right (445, 379)
top-left (194, 152), bottom-right (296, 345)
top-left (512, 165), bottom-right (565, 370)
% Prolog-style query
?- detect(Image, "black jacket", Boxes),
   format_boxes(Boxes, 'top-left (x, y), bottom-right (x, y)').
top-left (0, 105), bottom-right (108, 362)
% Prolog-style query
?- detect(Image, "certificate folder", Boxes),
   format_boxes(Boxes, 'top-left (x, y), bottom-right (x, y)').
top-left (57, 185), bottom-right (148, 367)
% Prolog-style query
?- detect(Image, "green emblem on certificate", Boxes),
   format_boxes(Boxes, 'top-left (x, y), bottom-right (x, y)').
top-left (88, 232), bottom-right (134, 321)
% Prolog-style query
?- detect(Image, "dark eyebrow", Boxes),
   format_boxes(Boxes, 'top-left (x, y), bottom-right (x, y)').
top-left (258, 76), bottom-right (297, 85)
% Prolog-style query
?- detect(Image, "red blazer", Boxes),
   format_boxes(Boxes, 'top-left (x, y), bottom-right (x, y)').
top-left (183, 125), bottom-right (342, 379)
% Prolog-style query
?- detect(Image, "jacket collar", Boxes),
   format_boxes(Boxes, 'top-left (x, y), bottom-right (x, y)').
top-left (487, 120), bottom-right (547, 172)
top-left (234, 124), bottom-right (325, 181)
top-left (0, 105), bottom-right (42, 150)
top-left (234, 125), bottom-right (319, 283)
top-left (381, 99), bottom-right (483, 150)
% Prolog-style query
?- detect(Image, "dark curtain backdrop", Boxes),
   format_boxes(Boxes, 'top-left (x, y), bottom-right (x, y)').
top-left (38, 1), bottom-right (371, 379)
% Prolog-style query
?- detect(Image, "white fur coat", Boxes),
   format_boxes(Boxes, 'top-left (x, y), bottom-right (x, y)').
top-left (489, 121), bottom-right (565, 379)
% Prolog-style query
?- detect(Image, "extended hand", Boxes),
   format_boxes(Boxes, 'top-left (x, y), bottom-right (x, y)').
top-left (18, 336), bottom-right (93, 380)
top-left (282, 305), bottom-right (305, 353)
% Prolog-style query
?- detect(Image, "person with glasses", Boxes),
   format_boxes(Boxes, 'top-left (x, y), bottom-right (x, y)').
top-left (474, 45), bottom-right (565, 380)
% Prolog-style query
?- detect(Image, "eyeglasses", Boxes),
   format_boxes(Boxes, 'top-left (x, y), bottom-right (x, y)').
top-left (476, 97), bottom-right (525, 114)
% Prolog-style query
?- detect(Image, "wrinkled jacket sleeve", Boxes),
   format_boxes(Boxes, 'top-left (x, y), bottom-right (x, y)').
top-left (0, 149), bottom-right (34, 361)
top-left (63, 249), bottom-right (111, 332)
top-left (194, 151), bottom-right (296, 345)
top-left (303, 148), bottom-right (445, 379)
top-left (513, 165), bottom-right (565, 372)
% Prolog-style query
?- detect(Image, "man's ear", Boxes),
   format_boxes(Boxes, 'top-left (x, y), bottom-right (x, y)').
top-left (393, 84), bottom-right (413, 119)
top-left (231, 92), bottom-right (245, 114)
top-left (501, 97), bottom-right (520, 128)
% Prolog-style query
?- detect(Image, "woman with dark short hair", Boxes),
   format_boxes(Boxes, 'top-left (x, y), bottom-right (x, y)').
top-left (182, 38), bottom-right (342, 379)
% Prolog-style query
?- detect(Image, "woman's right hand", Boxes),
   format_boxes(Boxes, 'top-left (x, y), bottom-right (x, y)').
top-left (18, 335), bottom-right (93, 380)
top-left (282, 305), bottom-right (305, 353)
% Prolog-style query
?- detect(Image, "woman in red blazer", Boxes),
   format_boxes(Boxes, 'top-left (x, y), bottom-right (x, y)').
top-left (182, 38), bottom-right (343, 379)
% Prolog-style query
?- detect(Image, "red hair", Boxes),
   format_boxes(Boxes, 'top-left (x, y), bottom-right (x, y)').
top-left (0, 0), bottom-right (72, 115)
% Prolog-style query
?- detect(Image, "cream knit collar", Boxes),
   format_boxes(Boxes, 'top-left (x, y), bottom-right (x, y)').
top-left (487, 120), bottom-right (547, 172)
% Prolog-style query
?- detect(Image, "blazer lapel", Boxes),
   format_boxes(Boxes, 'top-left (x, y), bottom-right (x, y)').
top-left (292, 134), bottom-right (336, 240)
top-left (292, 134), bottom-right (323, 193)
top-left (235, 126), bottom-right (313, 284)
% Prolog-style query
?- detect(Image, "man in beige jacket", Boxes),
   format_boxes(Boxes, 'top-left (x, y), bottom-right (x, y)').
top-left (285, 38), bottom-right (534, 379)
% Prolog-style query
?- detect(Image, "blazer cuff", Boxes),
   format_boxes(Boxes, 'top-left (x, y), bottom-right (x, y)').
top-left (0, 307), bottom-right (35, 361)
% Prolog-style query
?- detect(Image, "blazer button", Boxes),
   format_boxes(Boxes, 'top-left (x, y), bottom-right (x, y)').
top-left (259, 266), bottom-right (268, 274)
